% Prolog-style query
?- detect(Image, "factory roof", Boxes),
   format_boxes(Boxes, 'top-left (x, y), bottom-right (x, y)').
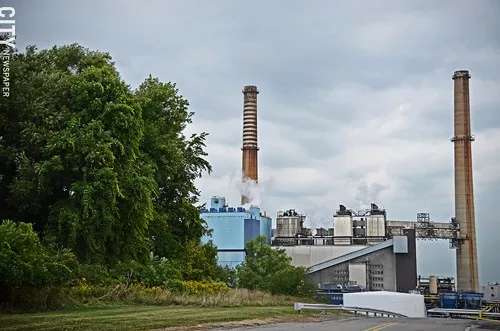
top-left (307, 239), bottom-right (394, 274)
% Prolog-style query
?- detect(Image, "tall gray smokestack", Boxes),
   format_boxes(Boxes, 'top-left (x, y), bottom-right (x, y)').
top-left (241, 85), bottom-right (259, 205)
top-left (452, 70), bottom-right (479, 292)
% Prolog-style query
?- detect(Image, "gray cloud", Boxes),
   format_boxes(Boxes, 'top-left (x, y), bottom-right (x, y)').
top-left (16, 0), bottom-right (500, 283)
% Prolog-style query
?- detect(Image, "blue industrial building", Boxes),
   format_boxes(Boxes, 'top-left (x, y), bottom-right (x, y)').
top-left (201, 196), bottom-right (272, 268)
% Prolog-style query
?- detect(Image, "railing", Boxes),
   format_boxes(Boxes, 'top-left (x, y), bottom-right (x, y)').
top-left (294, 303), bottom-right (407, 318)
top-left (427, 308), bottom-right (500, 320)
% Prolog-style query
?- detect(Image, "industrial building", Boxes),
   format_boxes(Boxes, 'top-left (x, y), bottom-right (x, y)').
top-left (269, 70), bottom-right (484, 298)
top-left (200, 85), bottom-right (272, 268)
top-left (200, 70), bottom-right (489, 309)
top-left (307, 231), bottom-right (417, 293)
top-left (200, 196), bottom-right (272, 267)
top-left (417, 275), bottom-right (456, 295)
top-left (194, 72), bottom-right (499, 320)
top-left (273, 205), bottom-right (418, 292)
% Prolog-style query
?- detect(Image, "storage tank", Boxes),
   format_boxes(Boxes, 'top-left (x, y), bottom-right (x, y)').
top-left (333, 205), bottom-right (354, 245)
top-left (365, 204), bottom-right (386, 238)
top-left (429, 275), bottom-right (438, 295)
top-left (366, 215), bottom-right (386, 237)
top-left (276, 209), bottom-right (304, 237)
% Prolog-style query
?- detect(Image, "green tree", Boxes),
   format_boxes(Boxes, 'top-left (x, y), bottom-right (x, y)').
top-left (111, 253), bottom-right (182, 286)
top-left (235, 236), bottom-right (316, 296)
top-left (176, 239), bottom-right (237, 285)
top-left (135, 77), bottom-right (211, 259)
top-left (0, 44), bottom-right (211, 265)
top-left (0, 220), bottom-right (77, 308)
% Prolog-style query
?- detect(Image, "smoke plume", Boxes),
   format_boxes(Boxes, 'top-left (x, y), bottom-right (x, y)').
top-left (229, 171), bottom-right (275, 209)
top-left (354, 181), bottom-right (389, 209)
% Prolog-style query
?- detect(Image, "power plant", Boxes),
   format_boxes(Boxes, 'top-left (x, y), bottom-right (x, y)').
top-left (200, 196), bottom-right (271, 267)
top-left (201, 85), bottom-right (271, 267)
top-left (201, 71), bottom-right (497, 316)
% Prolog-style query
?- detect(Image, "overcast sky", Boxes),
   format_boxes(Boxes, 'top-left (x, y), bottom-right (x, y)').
top-left (15, 0), bottom-right (500, 283)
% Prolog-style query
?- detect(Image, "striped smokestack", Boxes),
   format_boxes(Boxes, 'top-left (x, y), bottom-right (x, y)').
top-left (452, 70), bottom-right (479, 292)
top-left (241, 85), bottom-right (259, 205)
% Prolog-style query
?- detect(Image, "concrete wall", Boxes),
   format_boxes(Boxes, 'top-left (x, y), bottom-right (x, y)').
top-left (349, 263), bottom-right (367, 288)
top-left (306, 246), bottom-right (398, 291)
top-left (481, 284), bottom-right (500, 301)
top-left (395, 228), bottom-right (417, 292)
top-left (279, 245), bottom-right (365, 267)
top-left (352, 247), bottom-right (397, 291)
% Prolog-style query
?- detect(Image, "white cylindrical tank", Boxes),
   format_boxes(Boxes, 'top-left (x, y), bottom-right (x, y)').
top-left (276, 216), bottom-right (302, 237)
top-left (429, 275), bottom-right (438, 295)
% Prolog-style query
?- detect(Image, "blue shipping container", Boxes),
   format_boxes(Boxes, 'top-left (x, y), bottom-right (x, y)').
top-left (317, 292), bottom-right (344, 305)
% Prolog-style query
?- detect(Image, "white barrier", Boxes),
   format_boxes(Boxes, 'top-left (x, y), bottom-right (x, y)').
top-left (294, 302), bottom-right (407, 318)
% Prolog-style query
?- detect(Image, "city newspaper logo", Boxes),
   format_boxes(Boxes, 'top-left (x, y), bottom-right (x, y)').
top-left (0, 7), bottom-right (15, 98)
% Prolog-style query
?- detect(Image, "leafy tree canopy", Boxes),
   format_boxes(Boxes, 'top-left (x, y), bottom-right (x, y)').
top-left (0, 43), bottom-right (211, 265)
top-left (235, 236), bottom-right (315, 296)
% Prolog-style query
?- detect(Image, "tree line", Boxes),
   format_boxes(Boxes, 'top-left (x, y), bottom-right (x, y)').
top-left (0, 43), bottom-right (313, 310)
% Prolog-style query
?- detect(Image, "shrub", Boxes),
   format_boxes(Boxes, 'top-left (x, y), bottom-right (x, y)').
top-left (111, 253), bottom-right (182, 286)
top-left (0, 220), bottom-right (78, 310)
top-left (78, 264), bottom-right (114, 286)
top-left (169, 280), bottom-right (230, 295)
top-left (62, 283), bottom-right (298, 307)
top-left (235, 236), bottom-right (316, 297)
top-left (179, 240), bottom-right (220, 281)
top-left (214, 264), bottom-right (237, 287)
top-left (64, 279), bottom-right (110, 304)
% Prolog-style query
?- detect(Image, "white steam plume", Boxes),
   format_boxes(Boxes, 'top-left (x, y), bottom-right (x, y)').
top-left (302, 208), bottom-right (332, 230)
top-left (354, 181), bottom-right (389, 210)
top-left (229, 171), bottom-right (275, 210)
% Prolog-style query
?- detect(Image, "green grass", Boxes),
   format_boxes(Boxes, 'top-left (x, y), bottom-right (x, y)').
top-left (0, 304), bottom-right (310, 331)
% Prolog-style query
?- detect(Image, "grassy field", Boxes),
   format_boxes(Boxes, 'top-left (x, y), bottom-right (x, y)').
top-left (0, 304), bottom-right (319, 331)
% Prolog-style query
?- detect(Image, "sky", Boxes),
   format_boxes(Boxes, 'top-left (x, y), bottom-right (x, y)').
top-left (13, 0), bottom-right (500, 283)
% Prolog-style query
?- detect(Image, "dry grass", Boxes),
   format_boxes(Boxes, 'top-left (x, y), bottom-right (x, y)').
top-left (66, 285), bottom-right (306, 307)
top-left (131, 288), bottom-right (300, 307)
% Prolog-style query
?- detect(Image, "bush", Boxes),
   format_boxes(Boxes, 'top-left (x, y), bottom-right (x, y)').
top-left (78, 264), bottom-right (114, 286)
top-left (169, 280), bottom-right (230, 295)
top-left (64, 279), bottom-right (110, 304)
top-left (235, 236), bottom-right (316, 297)
top-left (179, 240), bottom-right (220, 282)
top-left (0, 220), bottom-right (78, 310)
top-left (63, 283), bottom-right (298, 307)
top-left (111, 253), bottom-right (182, 286)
